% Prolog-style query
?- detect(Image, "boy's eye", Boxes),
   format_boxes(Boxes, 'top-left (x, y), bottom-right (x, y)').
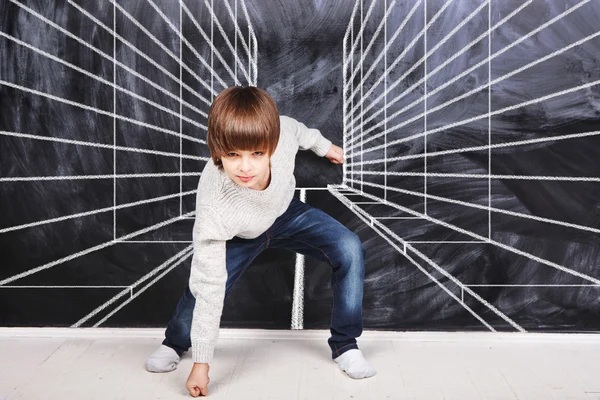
top-left (253, 152), bottom-right (264, 156)
top-left (227, 152), bottom-right (237, 157)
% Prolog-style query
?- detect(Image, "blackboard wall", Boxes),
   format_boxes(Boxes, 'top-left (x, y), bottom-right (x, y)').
top-left (1, 0), bottom-right (599, 333)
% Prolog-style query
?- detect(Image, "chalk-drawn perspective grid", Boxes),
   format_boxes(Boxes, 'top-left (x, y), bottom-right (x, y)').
top-left (339, 0), bottom-right (600, 332)
top-left (0, 0), bottom-right (259, 327)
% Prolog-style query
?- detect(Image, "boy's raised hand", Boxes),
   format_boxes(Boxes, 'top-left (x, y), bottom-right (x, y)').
top-left (186, 363), bottom-right (210, 397)
top-left (325, 144), bottom-right (345, 164)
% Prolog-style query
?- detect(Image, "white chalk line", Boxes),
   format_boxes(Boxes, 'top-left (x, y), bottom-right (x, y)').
top-left (0, 211), bottom-right (195, 286)
top-left (351, 24), bottom-right (600, 148)
top-left (467, 284), bottom-right (600, 287)
top-left (407, 241), bottom-right (487, 243)
top-left (110, 0), bottom-right (217, 96)
top-left (374, 217), bottom-right (424, 220)
top-left (235, 0), bottom-right (238, 81)
top-left (344, 0), bottom-right (455, 124)
top-left (0, 172), bottom-right (202, 182)
top-left (119, 240), bottom-right (193, 243)
top-left (113, 0), bottom-right (117, 242)
top-left (360, 0), bottom-right (364, 193)
top-left (347, 177), bottom-right (600, 235)
top-left (344, 0), bottom-right (423, 122)
top-left (332, 187), bottom-right (600, 330)
top-left (0, 131), bottom-right (208, 161)
top-left (0, 286), bottom-right (130, 289)
top-left (383, 0), bottom-right (388, 195)
top-left (348, 130), bottom-right (600, 165)
top-left (343, 0), bottom-right (361, 47)
top-left (423, 0), bottom-right (428, 214)
top-left (294, 187), bottom-right (336, 191)
top-left (352, 78), bottom-right (600, 155)
top-left (211, 0), bottom-right (215, 95)
top-left (73, 246), bottom-right (193, 327)
top-left (238, 0), bottom-right (258, 84)
top-left (345, 0), bottom-right (397, 93)
top-left (347, 0), bottom-right (488, 138)
top-left (345, 0), bottom-right (533, 131)
top-left (246, 2), bottom-right (252, 84)
top-left (341, 181), bottom-right (600, 285)
top-left (349, 170), bottom-right (600, 182)
top-left (348, 0), bottom-right (583, 137)
top-left (343, 0), bottom-right (362, 183)
top-left (487, 0), bottom-right (492, 242)
top-left (0, 31), bottom-right (208, 131)
top-left (343, 0), bottom-right (368, 121)
top-left (0, 80), bottom-right (206, 145)
top-left (350, 11), bottom-right (356, 187)
top-left (0, 190), bottom-right (197, 234)
top-left (10, 0), bottom-right (210, 109)
top-left (91, 248), bottom-right (193, 327)
top-left (221, 0), bottom-right (256, 73)
top-left (179, 1), bottom-right (183, 218)
top-left (348, 0), bottom-right (592, 147)
top-left (202, 0), bottom-right (251, 84)
top-left (66, 0), bottom-right (211, 112)
top-left (351, 0), bottom-right (489, 126)
top-left (179, 1), bottom-right (243, 88)
top-left (329, 187), bottom-right (502, 332)
top-left (291, 249), bottom-right (305, 330)
top-left (145, 0), bottom-right (231, 89)
top-left (343, 0), bottom-right (380, 70)
top-left (291, 188), bottom-right (307, 330)
top-left (407, 241), bottom-right (524, 332)
top-left (202, 0), bottom-right (247, 83)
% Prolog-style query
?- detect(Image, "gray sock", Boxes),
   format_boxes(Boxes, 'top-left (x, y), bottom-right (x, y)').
top-left (146, 345), bottom-right (180, 373)
top-left (334, 349), bottom-right (377, 379)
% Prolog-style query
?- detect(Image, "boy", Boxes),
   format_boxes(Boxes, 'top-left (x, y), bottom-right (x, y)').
top-left (146, 86), bottom-right (376, 397)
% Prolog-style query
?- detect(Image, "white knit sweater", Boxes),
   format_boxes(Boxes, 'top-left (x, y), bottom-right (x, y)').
top-left (189, 115), bottom-right (332, 363)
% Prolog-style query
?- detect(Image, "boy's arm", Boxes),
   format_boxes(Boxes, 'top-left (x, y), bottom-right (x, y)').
top-left (282, 115), bottom-right (332, 157)
top-left (188, 205), bottom-right (230, 364)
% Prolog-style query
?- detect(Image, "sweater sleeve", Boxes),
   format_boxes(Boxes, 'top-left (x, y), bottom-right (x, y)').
top-left (281, 115), bottom-right (332, 157)
top-left (189, 204), bottom-right (231, 364)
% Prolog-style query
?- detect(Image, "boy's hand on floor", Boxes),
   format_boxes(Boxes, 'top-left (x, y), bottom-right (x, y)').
top-left (186, 363), bottom-right (210, 397)
top-left (326, 144), bottom-right (345, 164)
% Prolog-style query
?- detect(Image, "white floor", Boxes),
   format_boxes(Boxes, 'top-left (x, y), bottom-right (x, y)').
top-left (1, 329), bottom-right (599, 400)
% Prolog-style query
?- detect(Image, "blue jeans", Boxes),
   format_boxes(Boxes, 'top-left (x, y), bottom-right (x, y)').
top-left (162, 197), bottom-right (365, 360)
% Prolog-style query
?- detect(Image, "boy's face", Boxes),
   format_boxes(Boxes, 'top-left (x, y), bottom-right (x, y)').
top-left (220, 149), bottom-right (271, 190)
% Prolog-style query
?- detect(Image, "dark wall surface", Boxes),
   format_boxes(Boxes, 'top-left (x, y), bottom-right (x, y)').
top-left (1, 0), bottom-right (599, 333)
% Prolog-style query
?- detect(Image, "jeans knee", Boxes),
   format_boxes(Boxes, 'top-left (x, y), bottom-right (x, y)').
top-left (336, 232), bottom-right (365, 268)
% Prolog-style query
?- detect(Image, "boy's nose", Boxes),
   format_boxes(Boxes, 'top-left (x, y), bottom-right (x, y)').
top-left (239, 159), bottom-right (252, 172)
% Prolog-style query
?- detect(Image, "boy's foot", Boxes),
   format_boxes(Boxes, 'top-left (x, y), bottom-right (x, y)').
top-left (333, 349), bottom-right (377, 379)
top-left (146, 344), bottom-right (180, 373)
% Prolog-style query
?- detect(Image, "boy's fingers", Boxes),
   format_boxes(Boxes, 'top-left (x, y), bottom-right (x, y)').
top-left (327, 153), bottom-right (344, 163)
top-left (188, 385), bottom-right (200, 397)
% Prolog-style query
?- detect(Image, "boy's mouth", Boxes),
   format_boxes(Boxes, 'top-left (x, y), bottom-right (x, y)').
top-left (237, 176), bottom-right (254, 182)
